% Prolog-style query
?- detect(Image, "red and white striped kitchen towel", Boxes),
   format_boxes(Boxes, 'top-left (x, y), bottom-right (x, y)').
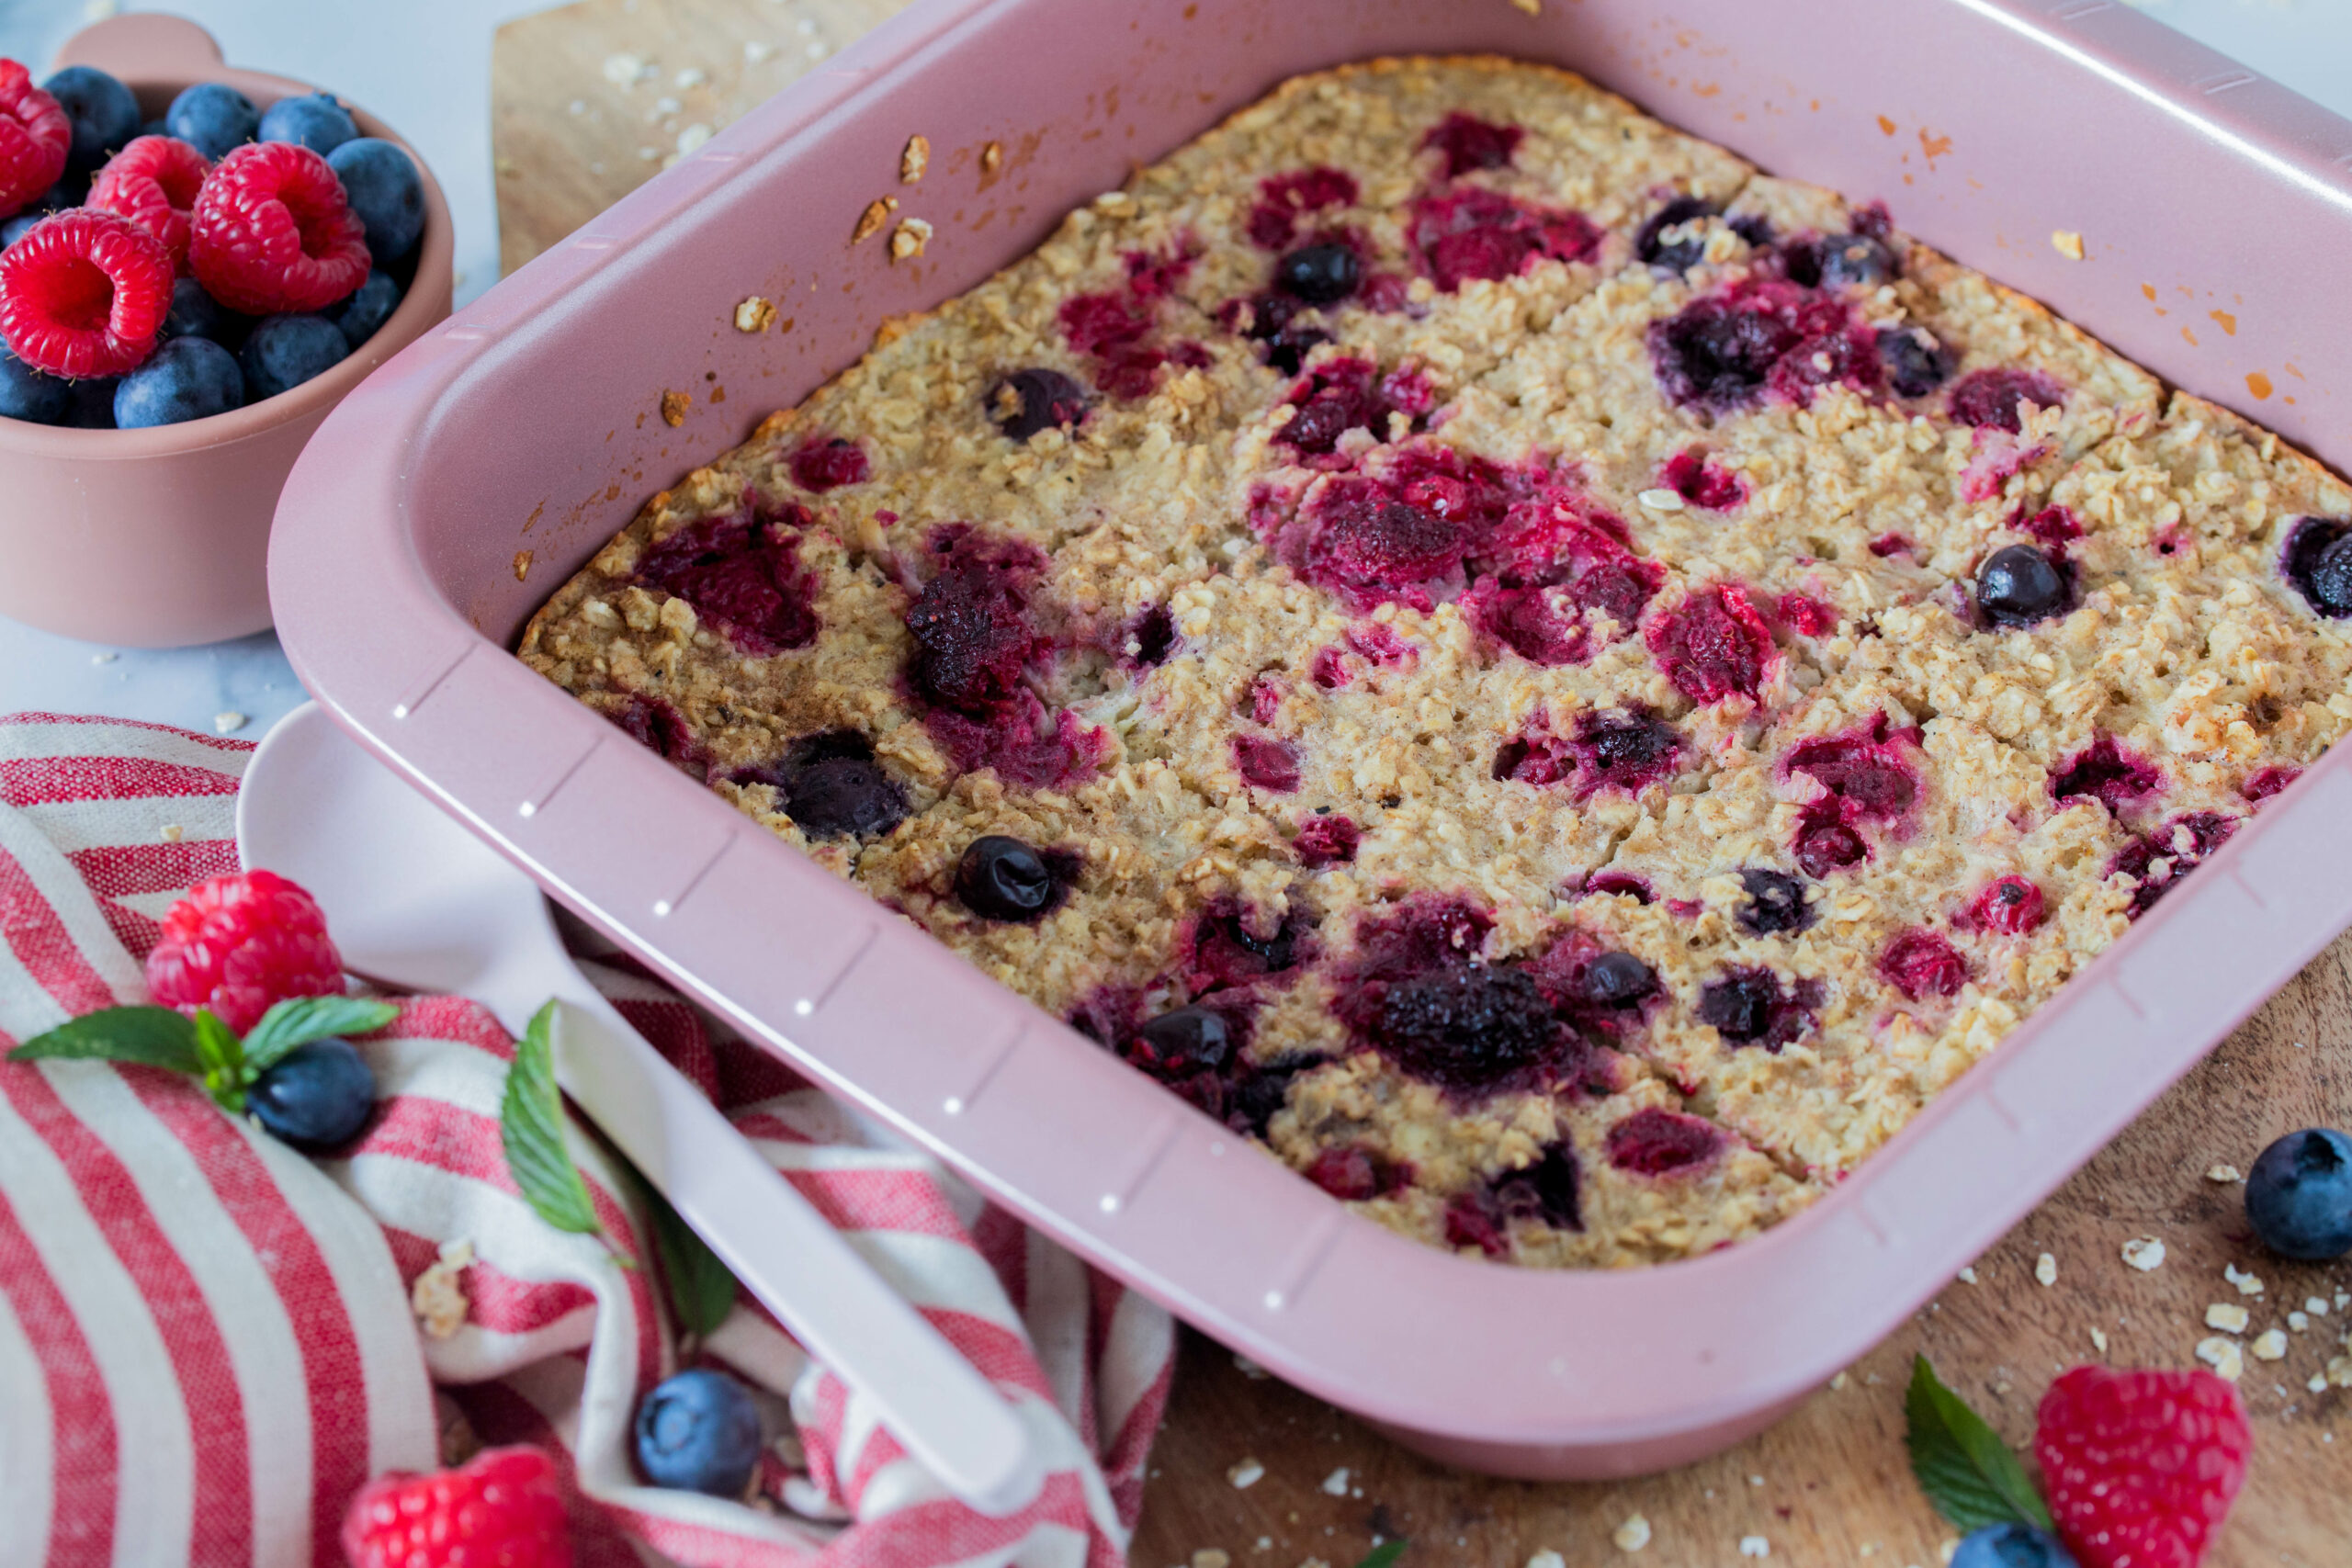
top-left (0, 713), bottom-right (1173, 1568)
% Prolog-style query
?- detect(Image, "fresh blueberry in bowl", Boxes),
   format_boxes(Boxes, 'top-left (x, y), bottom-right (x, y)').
top-left (1276, 242), bottom-right (1361, 306)
top-left (248, 1036), bottom-right (376, 1150)
top-left (2245, 1128), bottom-right (2352, 1259)
top-left (64, 376), bottom-right (119, 429)
top-left (328, 138), bottom-right (424, 264)
top-left (326, 268), bottom-right (401, 349)
top-left (0, 211), bottom-right (41, 249)
top-left (634, 1369), bottom-right (763, 1495)
top-left (41, 65), bottom-right (141, 174)
top-left (1951, 1524), bottom-right (2077, 1568)
top-left (1976, 544), bottom-right (2070, 627)
top-left (0, 349), bottom-right (70, 425)
top-left (116, 337), bottom-right (244, 428)
top-left (955, 834), bottom-right (1057, 920)
top-left (258, 91), bottom-right (357, 155)
top-left (240, 313), bottom-right (350, 400)
top-left (161, 276), bottom-right (246, 345)
top-left (165, 82), bottom-right (260, 161)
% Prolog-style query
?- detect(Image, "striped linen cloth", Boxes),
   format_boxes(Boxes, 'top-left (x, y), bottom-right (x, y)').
top-left (0, 714), bottom-right (1173, 1568)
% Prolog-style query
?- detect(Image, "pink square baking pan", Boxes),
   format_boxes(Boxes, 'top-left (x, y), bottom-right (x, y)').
top-left (269, 0), bottom-right (2352, 1478)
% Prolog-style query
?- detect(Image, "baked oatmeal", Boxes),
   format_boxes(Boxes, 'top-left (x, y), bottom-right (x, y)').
top-left (519, 56), bottom-right (2352, 1269)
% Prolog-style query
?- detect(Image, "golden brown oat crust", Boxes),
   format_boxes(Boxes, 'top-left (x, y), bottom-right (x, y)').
top-left (519, 56), bottom-right (2352, 1269)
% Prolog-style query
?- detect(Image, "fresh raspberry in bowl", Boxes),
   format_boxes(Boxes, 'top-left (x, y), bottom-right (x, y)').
top-left (0, 207), bottom-right (172, 377)
top-left (188, 139), bottom-right (368, 313)
top-left (87, 132), bottom-right (209, 270)
top-left (0, 61), bottom-right (70, 217)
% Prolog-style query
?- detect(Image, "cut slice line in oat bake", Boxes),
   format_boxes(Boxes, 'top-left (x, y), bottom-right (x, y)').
top-left (519, 54), bottom-right (2352, 1270)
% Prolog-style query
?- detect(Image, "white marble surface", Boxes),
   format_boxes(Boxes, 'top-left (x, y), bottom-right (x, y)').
top-left (0, 0), bottom-right (2345, 738)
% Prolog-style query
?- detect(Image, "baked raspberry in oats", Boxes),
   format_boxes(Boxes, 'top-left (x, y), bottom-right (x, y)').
top-left (520, 56), bottom-right (2352, 1269)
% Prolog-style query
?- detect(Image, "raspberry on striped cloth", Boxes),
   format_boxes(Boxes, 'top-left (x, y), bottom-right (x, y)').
top-left (0, 60), bottom-right (68, 218)
top-left (188, 140), bottom-right (369, 313)
top-left (0, 208), bottom-right (173, 378)
top-left (2035, 1365), bottom-right (2251, 1568)
top-left (88, 133), bottom-right (212, 273)
top-left (144, 867), bottom-right (345, 1035)
top-left (342, 1446), bottom-right (573, 1568)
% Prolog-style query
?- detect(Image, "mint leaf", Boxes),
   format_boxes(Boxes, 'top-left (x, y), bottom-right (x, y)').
top-left (189, 1009), bottom-right (247, 1113)
top-left (243, 996), bottom-right (400, 1075)
top-left (499, 1001), bottom-right (603, 1238)
top-left (7, 1006), bottom-right (200, 1073)
top-left (645, 1183), bottom-right (738, 1338)
top-left (1905, 1354), bottom-right (2053, 1533)
top-left (1354, 1544), bottom-right (1407, 1568)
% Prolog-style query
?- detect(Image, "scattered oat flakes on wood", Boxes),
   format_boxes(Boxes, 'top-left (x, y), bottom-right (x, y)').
top-left (2036, 1252), bottom-right (2058, 1286)
top-left (2224, 1262), bottom-right (2265, 1296)
top-left (2196, 1336), bottom-right (2244, 1381)
top-left (734, 296), bottom-right (776, 333)
top-left (852, 195), bottom-right (899, 243)
top-left (901, 133), bottom-right (930, 183)
top-left (1226, 1457), bottom-right (1263, 1488)
top-left (413, 1239), bottom-right (475, 1338)
top-left (661, 389), bottom-right (690, 426)
top-left (2207, 1163), bottom-right (2243, 1183)
top-left (2206, 1302), bottom-right (2250, 1334)
top-left (2121, 1235), bottom-right (2165, 1271)
top-left (889, 217), bottom-right (933, 262)
top-left (2252, 1329), bottom-right (2288, 1361)
top-left (1613, 1515), bottom-right (1652, 1552)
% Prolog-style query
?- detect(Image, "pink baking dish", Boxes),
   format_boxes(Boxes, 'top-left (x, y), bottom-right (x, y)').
top-left (268, 0), bottom-right (2352, 1478)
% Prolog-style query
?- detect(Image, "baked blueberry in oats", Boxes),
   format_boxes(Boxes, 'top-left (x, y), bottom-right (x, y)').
top-left (521, 56), bottom-right (2352, 1269)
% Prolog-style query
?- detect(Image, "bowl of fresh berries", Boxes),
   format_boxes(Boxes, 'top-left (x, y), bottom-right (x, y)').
top-left (0, 13), bottom-right (451, 648)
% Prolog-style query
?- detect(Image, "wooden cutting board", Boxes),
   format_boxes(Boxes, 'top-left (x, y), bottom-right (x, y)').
top-left (492, 6), bottom-right (2352, 1561)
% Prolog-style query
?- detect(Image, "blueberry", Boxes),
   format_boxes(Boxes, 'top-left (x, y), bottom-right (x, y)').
top-left (1951, 1524), bottom-right (2078, 1568)
top-left (162, 276), bottom-right (246, 344)
top-left (33, 168), bottom-right (90, 215)
top-left (41, 66), bottom-right (141, 175)
top-left (781, 755), bottom-right (906, 839)
top-left (327, 138), bottom-right (424, 264)
top-left (1737, 868), bottom-right (1813, 936)
top-left (115, 337), bottom-right (244, 427)
top-left (1577, 951), bottom-right (1657, 1009)
top-left (987, 367), bottom-right (1088, 441)
top-left (0, 350), bottom-right (70, 424)
top-left (1276, 242), bottom-right (1361, 306)
top-left (1135, 1006), bottom-right (1233, 1072)
top-left (1697, 971), bottom-right (1774, 1041)
top-left (1635, 195), bottom-right (1716, 274)
top-left (239, 313), bottom-right (349, 400)
top-left (955, 834), bottom-right (1057, 920)
top-left (257, 92), bottom-right (357, 156)
top-left (1877, 325), bottom-right (1956, 398)
top-left (2282, 516), bottom-right (2352, 619)
top-left (64, 377), bottom-right (119, 429)
top-left (2245, 1128), bottom-right (2352, 1260)
top-left (1, 212), bottom-right (40, 250)
top-left (1817, 232), bottom-right (1896, 289)
top-left (322, 267), bottom-right (401, 349)
top-left (633, 1369), bottom-right (763, 1496)
top-left (248, 1037), bottom-right (376, 1150)
top-left (165, 82), bottom-right (261, 161)
top-left (1977, 544), bottom-right (2070, 627)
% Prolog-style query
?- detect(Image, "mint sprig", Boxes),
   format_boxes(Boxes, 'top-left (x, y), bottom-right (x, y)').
top-left (1905, 1354), bottom-right (2054, 1533)
top-left (499, 1001), bottom-right (605, 1239)
top-left (7, 995), bottom-right (398, 1115)
top-left (645, 1181), bottom-right (738, 1337)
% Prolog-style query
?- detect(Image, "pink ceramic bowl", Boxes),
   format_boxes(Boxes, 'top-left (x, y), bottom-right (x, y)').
top-left (0, 14), bottom-right (452, 649)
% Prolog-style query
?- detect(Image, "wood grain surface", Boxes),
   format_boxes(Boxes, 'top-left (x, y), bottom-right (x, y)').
top-left (492, 6), bottom-right (2352, 1561)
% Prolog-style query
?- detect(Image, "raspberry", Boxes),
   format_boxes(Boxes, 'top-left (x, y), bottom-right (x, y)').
top-left (0, 209), bottom-right (172, 378)
top-left (342, 1445), bottom-right (573, 1568)
top-left (2035, 1366), bottom-right (2251, 1568)
top-left (0, 62), bottom-right (69, 218)
top-left (188, 141), bottom-right (368, 314)
top-left (88, 135), bottom-right (212, 272)
top-left (144, 869), bottom-right (344, 1036)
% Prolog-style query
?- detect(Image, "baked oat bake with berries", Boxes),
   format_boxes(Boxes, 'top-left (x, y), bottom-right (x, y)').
top-left (520, 55), bottom-right (2352, 1269)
